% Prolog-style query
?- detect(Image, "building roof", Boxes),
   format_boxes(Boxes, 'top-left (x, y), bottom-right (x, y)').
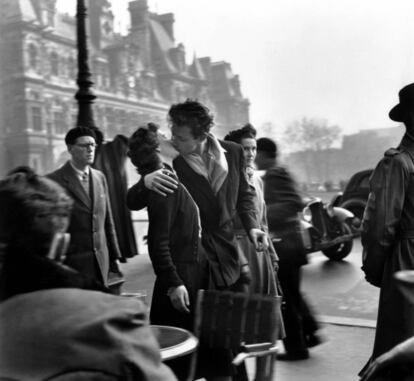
top-left (1, 0), bottom-right (38, 25)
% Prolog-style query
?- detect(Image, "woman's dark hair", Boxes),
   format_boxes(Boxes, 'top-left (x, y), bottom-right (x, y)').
top-left (224, 123), bottom-right (257, 144)
top-left (168, 99), bottom-right (214, 139)
top-left (128, 123), bottom-right (162, 175)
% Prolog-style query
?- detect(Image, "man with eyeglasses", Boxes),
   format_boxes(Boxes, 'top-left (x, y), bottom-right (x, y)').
top-left (48, 126), bottom-right (122, 286)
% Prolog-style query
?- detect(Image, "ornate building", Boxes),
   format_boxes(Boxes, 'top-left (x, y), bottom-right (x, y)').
top-left (0, 0), bottom-right (250, 175)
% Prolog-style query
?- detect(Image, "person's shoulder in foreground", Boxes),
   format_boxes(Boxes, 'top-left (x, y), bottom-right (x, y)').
top-left (0, 288), bottom-right (177, 381)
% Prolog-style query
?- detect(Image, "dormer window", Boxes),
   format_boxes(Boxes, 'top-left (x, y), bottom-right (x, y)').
top-left (103, 21), bottom-right (112, 36)
top-left (43, 9), bottom-right (54, 27)
top-left (50, 52), bottom-right (59, 76)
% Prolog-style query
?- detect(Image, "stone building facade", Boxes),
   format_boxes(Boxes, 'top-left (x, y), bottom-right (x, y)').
top-left (0, 0), bottom-right (250, 175)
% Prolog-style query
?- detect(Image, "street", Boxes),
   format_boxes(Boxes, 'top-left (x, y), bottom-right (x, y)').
top-left (302, 237), bottom-right (379, 326)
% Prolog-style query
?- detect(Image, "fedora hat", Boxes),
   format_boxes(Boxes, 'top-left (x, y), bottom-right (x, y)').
top-left (389, 83), bottom-right (414, 122)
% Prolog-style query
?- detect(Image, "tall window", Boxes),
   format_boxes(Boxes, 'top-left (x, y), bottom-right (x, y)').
top-left (50, 52), bottom-right (59, 76)
top-left (54, 111), bottom-right (67, 135)
top-left (28, 44), bottom-right (38, 70)
top-left (68, 57), bottom-right (76, 79)
top-left (31, 106), bottom-right (43, 131)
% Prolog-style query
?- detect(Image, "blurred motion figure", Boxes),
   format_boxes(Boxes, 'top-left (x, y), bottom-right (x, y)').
top-left (256, 137), bottom-right (321, 361)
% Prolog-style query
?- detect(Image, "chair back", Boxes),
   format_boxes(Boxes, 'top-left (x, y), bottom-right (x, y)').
top-left (187, 290), bottom-right (281, 381)
top-left (194, 289), bottom-right (281, 349)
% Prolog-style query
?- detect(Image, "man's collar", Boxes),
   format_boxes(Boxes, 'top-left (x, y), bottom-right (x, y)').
top-left (69, 160), bottom-right (90, 176)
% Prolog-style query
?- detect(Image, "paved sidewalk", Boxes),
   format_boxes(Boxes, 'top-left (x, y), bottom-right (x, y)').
top-left (273, 323), bottom-right (374, 381)
top-left (120, 254), bottom-right (375, 381)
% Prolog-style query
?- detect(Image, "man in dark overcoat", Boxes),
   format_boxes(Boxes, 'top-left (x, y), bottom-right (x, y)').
top-left (361, 82), bottom-right (414, 368)
top-left (48, 127), bottom-right (122, 286)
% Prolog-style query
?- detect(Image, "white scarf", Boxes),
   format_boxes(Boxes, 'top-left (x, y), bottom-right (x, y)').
top-left (182, 133), bottom-right (228, 195)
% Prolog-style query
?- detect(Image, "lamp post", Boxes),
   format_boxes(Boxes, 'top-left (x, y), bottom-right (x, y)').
top-left (75, 0), bottom-right (96, 129)
top-left (74, 0), bottom-right (125, 293)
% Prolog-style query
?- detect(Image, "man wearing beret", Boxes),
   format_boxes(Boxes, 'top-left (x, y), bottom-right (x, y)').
top-left (48, 126), bottom-right (122, 286)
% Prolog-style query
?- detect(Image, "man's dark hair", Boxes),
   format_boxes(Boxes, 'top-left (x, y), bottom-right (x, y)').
top-left (168, 99), bottom-right (214, 139)
top-left (256, 137), bottom-right (278, 159)
top-left (65, 127), bottom-right (97, 145)
top-left (224, 123), bottom-right (257, 144)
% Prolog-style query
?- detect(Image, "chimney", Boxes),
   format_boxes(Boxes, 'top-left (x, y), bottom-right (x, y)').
top-left (129, 0), bottom-right (149, 31)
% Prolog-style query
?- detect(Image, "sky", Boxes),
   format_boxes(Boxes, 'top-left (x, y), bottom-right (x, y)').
top-left (56, 0), bottom-right (414, 136)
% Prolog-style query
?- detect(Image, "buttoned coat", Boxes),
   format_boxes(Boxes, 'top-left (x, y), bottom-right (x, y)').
top-left (362, 133), bottom-right (414, 359)
top-left (48, 161), bottom-right (121, 285)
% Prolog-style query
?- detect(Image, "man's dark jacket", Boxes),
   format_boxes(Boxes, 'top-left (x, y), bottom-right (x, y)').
top-left (362, 133), bottom-right (414, 359)
top-left (48, 161), bottom-right (121, 285)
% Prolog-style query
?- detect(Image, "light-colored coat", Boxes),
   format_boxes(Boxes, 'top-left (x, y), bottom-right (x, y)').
top-left (48, 161), bottom-right (121, 285)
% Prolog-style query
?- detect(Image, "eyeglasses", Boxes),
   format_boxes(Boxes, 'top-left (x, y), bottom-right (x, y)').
top-left (73, 143), bottom-right (97, 149)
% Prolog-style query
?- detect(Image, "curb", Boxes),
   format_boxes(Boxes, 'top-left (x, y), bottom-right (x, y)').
top-left (317, 314), bottom-right (376, 328)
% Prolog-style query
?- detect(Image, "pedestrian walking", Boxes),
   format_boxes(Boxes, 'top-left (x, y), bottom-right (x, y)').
top-left (256, 137), bottom-right (322, 360)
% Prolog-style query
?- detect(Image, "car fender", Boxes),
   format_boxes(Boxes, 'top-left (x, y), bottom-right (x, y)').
top-left (332, 206), bottom-right (354, 222)
top-left (341, 198), bottom-right (366, 210)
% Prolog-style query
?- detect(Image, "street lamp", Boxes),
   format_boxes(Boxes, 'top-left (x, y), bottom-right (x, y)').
top-left (75, 0), bottom-right (97, 130)
top-left (74, 0), bottom-right (124, 293)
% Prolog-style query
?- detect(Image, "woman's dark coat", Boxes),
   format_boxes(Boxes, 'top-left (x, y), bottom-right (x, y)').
top-left (128, 180), bottom-right (202, 330)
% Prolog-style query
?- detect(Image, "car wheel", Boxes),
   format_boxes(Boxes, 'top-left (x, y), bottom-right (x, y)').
top-left (321, 223), bottom-right (353, 261)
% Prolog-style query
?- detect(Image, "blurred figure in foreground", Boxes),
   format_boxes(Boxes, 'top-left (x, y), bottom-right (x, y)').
top-left (0, 169), bottom-right (176, 381)
top-left (360, 83), bottom-right (414, 373)
top-left (360, 330), bottom-right (414, 381)
top-left (0, 167), bottom-right (108, 299)
top-left (256, 137), bottom-right (321, 361)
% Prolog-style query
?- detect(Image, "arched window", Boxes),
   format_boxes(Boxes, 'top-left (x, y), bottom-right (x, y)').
top-left (50, 51), bottom-right (59, 76)
top-left (28, 44), bottom-right (38, 70)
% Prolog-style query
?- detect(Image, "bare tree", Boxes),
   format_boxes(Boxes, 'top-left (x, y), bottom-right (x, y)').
top-left (283, 117), bottom-right (342, 184)
top-left (283, 117), bottom-right (341, 152)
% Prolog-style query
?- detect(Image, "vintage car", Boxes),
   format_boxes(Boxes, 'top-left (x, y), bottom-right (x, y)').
top-left (334, 169), bottom-right (373, 220)
top-left (300, 197), bottom-right (360, 261)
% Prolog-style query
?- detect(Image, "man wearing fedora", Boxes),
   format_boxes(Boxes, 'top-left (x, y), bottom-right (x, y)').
top-left (360, 83), bottom-right (414, 373)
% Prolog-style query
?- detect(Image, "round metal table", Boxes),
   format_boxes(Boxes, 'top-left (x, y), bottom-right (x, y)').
top-left (150, 325), bottom-right (199, 361)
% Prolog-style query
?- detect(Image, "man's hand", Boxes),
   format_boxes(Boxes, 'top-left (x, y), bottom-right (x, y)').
top-left (249, 228), bottom-right (269, 252)
top-left (168, 285), bottom-right (190, 313)
top-left (144, 168), bottom-right (178, 197)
